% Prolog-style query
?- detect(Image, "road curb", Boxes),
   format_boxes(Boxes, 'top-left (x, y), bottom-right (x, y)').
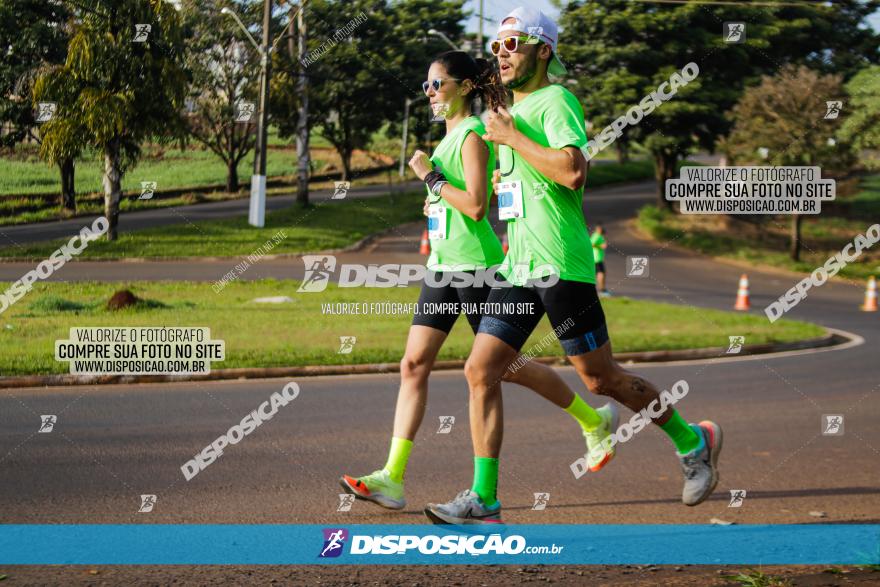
top-left (0, 330), bottom-right (850, 390)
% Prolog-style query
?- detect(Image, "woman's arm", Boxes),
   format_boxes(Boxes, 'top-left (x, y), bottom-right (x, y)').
top-left (434, 132), bottom-right (489, 222)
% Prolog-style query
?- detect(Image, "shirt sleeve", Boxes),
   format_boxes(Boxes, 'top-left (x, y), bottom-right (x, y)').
top-left (542, 91), bottom-right (588, 150)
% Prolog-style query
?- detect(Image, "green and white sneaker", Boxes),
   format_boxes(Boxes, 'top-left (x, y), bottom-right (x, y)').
top-left (678, 421), bottom-right (723, 506)
top-left (584, 402), bottom-right (620, 472)
top-left (340, 469), bottom-right (406, 510)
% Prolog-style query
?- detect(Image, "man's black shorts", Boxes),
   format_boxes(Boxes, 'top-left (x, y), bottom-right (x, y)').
top-left (411, 271), bottom-right (493, 334)
top-left (595, 261), bottom-right (606, 274)
top-left (476, 276), bottom-right (610, 356)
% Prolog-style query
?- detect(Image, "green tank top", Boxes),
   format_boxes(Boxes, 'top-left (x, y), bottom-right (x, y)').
top-left (426, 116), bottom-right (505, 271)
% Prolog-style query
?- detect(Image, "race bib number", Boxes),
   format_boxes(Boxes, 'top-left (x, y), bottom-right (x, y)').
top-left (497, 181), bottom-right (524, 221)
top-left (427, 204), bottom-right (448, 240)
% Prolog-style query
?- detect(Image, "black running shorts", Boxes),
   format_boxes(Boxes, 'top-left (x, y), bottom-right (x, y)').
top-left (476, 276), bottom-right (610, 356)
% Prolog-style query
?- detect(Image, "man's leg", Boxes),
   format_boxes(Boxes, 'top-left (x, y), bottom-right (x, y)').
top-left (566, 341), bottom-right (722, 506)
top-left (423, 331), bottom-right (516, 525)
top-left (543, 279), bottom-right (721, 505)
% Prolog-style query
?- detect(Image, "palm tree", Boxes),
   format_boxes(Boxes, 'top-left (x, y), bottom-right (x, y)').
top-left (33, 0), bottom-right (188, 240)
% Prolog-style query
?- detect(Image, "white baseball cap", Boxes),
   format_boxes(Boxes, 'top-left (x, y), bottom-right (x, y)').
top-left (496, 6), bottom-right (567, 76)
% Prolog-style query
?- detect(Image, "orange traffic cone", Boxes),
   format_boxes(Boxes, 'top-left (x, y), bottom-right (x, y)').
top-left (419, 229), bottom-right (430, 255)
top-left (734, 274), bottom-right (750, 311)
top-left (501, 233), bottom-right (509, 254)
top-left (861, 276), bottom-right (877, 312)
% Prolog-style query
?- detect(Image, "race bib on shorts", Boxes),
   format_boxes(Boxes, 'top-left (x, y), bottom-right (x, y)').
top-left (497, 181), bottom-right (524, 221)
top-left (427, 204), bottom-right (448, 240)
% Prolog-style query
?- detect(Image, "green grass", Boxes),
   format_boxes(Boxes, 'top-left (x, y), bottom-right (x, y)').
top-left (587, 159), bottom-right (655, 187)
top-left (637, 174), bottom-right (880, 281)
top-left (0, 280), bottom-right (824, 376)
top-left (0, 191), bottom-right (425, 260)
top-left (721, 568), bottom-right (792, 587)
top-left (0, 143), bottom-right (311, 198)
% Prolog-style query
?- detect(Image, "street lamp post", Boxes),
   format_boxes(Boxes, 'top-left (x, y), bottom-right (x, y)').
top-left (427, 29), bottom-right (461, 52)
top-left (222, 2), bottom-right (271, 228)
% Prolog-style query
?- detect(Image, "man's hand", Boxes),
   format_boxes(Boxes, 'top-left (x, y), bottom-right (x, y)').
top-left (423, 196), bottom-right (432, 216)
top-left (408, 150), bottom-right (433, 181)
top-left (491, 168), bottom-right (501, 196)
top-left (482, 107), bottom-right (518, 146)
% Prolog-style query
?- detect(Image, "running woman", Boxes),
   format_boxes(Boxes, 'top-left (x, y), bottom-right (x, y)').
top-left (425, 8), bottom-right (722, 525)
top-left (339, 51), bottom-right (618, 515)
top-left (590, 224), bottom-right (609, 296)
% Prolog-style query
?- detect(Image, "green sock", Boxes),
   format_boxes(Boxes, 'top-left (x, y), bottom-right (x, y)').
top-left (471, 456), bottom-right (499, 506)
top-left (383, 437), bottom-right (413, 483)
top-left (660, 411), bottom-right (700, 454)
top-left (564, 393), bottom-right (603, 431)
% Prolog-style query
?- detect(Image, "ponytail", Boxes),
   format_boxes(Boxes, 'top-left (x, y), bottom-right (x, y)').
top-left (474, 57), bottom-right (507, 112)
top-left (432, 51), bottom-right (508, 113)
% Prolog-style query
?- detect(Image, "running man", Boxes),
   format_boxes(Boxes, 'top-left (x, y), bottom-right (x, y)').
top-left (339, 51), bottom-right (618, 516)
top-left (590, 224), bottom-right (609, 296)
top-left (424, 7), bottom-right (722, 525)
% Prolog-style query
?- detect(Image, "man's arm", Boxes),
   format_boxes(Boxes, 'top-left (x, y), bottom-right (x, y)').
top-left (483, 107), bottom-right (587, 190)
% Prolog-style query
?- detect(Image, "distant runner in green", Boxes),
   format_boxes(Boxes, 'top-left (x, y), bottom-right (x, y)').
top-left (590, 223), bottom-right (609, 297)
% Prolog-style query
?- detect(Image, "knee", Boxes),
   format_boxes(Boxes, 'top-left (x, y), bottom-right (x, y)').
top-left (580, 369), bottom-right (624, 397)
top-left (400, 353), bottom-right (431, 383)
top-left (464, 356), bottom-right (501, 395)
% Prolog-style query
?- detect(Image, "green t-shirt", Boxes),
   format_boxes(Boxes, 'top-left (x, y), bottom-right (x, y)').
top-left (426, 116), bottom-right (504, 271)
top-left (496, 84), bottom-right (595, 286)
top-left (590, 232), bottom-right (606, 263)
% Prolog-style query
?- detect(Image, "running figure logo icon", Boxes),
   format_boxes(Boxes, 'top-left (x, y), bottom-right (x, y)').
top-left (431, 103), bottom-right (450, 122)
top-left (133, 24), bottom-right (151, 42)
top-left (236, 102), bottom-right (256, 122)
top-left (723, 22), bottom-right (745, 43)
top-left (337, 494), bottom-right (355, 512)
top-left (727, 336), bottom-right (745, 354)
top-left (332, 181), bottom-right (350, 200)
top-left (36, 102), bottom-right (57, 122)
top-left (526, 26), bottom-right (543, 45)
top-left (824, 101), bottom-right (843, 120)
top-left (532, 492), bottom-right (550, 510)
top-left (298, 255), bottom-right (337, 292)
top-left (139, 181), bottom-right (157, 200)
top-left (728, 490), bottom-right (747, 507)
top-left (337, 336), bottom-right (357, 354)
top-left (822, 415), bottom-right (844, 435)
top-left (531, 182), bottom-right (548, 200)
top-left (319, 528), bottom-right (349, 557)
top-left (38, 415), bottom-right (57, 433)
top-left (437, 416), bottom-right (455, 434)
top-left (138, 494), bottom-right (157, 513)
top-left (626, 256), bottom-right (649, 278)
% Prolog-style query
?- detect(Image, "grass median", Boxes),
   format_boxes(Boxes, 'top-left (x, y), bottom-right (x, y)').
top-left (0, 190), bottom-right (425, 260)
top-left (0, 280), bottom-right (824, 376)
top-left (637, 174), bottom-right (880, 281)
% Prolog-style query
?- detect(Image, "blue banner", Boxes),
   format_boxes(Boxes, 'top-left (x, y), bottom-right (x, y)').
top-left (1, 524), bottom-right (878, 565)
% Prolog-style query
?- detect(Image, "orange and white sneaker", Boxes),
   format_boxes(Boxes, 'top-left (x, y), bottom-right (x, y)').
top-left (584, 403), bottom-right (619, 472)
top-left (339, 469), bottom-right (406, 510)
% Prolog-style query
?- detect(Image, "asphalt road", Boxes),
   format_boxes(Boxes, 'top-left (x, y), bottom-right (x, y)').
top-left (0, 179), bottom-right (877, 584)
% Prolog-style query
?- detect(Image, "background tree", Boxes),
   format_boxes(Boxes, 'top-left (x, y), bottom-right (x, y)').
top-left (0, 0), bottom-right (76, 212)
top-left (559, 0), bottom-right (879, 206)
top-left (181, 0), bottom-right (259, 193)
top-left (33, 0), bottom-right (189, 240)
top-left (271, 0), bottom-right (466, 182)
top-left (723, 65), bottom-right (853, 261)
top-left (838, 65), bottom-right (880, 170)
